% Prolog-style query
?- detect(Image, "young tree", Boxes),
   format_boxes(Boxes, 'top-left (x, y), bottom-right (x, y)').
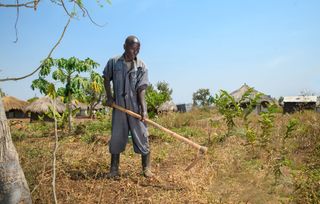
top-left (212, 90), bottom-right (242, 135)
top-left (145, 81), bottom-right (173, 117)
top-left (192, 88), bottom-right (212, 106)
top-left (31, 57), bottom-right (99, 132)
top-left (156, 81), bottom-right (173, 101)
top-left (82, 71), bottom-right (105, 117)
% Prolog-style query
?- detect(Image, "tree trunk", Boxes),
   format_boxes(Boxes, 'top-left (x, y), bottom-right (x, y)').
top-left (89, 104), bottom-right (93, 118)
top-left (67, 100), bottom-right (72, 133)
top-left (67, 75), bottom-right (72, 133)
top-left (0, 96), bottom-right (32, 203)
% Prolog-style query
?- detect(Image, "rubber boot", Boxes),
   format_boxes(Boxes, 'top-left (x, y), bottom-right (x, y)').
top-left (107, 154), bottom-right (120, 179)
top-left (142, 153), bottom-right (154, 177)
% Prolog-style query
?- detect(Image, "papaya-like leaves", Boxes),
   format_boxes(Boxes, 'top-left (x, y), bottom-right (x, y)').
top-left (52, 68), bottom-right (67, 82)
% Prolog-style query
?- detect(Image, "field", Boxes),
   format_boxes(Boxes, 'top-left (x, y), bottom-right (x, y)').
top-left (11, 108), bottom-right (320, 203)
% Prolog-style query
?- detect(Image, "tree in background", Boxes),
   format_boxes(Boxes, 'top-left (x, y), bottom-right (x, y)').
top-left (278, 96), bottom-right (284, 106)
top-left (300, 89), bottom-right (316, 96)
top-left (146, 81), bottom-right (172, 117)
top-left (31, 57), bottom-right (99, 132)
top-left (82, 71), bottom-right (105, 117)
top-left (192, 88), bottom-right (212, 106)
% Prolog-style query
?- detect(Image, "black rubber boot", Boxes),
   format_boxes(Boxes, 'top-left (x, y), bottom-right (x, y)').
top-left (142, 153), bottom-right (154, 178)
top-left (107, 154), bottom-right (120, 179)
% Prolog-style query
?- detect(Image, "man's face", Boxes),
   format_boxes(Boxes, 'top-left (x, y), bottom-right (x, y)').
top-left (124, 43), bottom-right (140, 61)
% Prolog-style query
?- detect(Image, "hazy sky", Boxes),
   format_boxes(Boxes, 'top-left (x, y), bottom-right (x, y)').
top-left (1, 0), bottom-right (320, 103)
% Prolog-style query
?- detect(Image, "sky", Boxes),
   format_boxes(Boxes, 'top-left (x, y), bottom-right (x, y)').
top-left (1, 0), bottom-right (320, 104)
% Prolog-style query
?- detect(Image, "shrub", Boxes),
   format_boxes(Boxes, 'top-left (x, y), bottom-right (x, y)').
top-left (80, 133), bottom-right (97, 144)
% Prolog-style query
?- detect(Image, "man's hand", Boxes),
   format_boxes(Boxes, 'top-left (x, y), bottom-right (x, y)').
top-left (106, 97), bottom-right (114, 107)
top-left (140, 111), bottom-right (148, 122)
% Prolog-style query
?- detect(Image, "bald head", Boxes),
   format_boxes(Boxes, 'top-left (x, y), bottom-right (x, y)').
top-left (123, 35), bottom-right (141, 62)
top-left (125, 35), bottom-right (140, 46)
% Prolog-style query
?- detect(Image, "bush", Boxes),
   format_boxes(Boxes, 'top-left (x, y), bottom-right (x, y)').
top-left (146, 81), bottom-right (172, 118)
top-left (11, 131), bottom-right (28, 141)
top-left (74, 123), bottom-right (87, 135)
top-left (80, 133), bottom-right (97, 144)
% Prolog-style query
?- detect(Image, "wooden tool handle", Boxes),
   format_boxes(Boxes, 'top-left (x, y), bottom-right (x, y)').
top-left (112, 103), bottom-right (208, 154)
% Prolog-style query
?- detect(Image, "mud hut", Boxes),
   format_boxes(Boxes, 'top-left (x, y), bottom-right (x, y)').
top-left (25, 97), bottom-right (66, 122)
top-left (158, 100), bottom-right (178, 113)
top-left (2, 96), bottom-right (29, 119)
top-left (230, 83), bottom-right (274, 113)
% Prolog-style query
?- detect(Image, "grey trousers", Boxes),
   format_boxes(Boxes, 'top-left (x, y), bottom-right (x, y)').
top-left (109, 109), bottom-right (150, 155)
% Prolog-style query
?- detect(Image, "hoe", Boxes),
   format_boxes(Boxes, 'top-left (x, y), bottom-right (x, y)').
top-left (112, 103), bottom-right (208, 171)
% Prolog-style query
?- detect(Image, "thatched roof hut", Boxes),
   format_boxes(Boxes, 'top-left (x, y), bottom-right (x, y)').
top-left (158, 101), bottom-right (178, 113)
top-left (230, 83), bottom-right (274, 113)
top-left (2, 96), bottom-right (29, 118)
top-left (25, 97), bottom-right (66, 121)
top-left (230, 84), bottom-right (274, 104)
top-left (25, 97), bottom-right (66, 113)
top-left (2, 96), bottom-right (28, 112)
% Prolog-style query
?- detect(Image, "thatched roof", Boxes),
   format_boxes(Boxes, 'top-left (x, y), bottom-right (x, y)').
top-left (71, 100), bottom-right (89, 110)
top-left (230, 84), bottom-right (274, 103)
top-left (158, 100), bottom-right (178, 112)
top-left (2, 96), bottom-right (29, 112)
top-left (25, 97), bottom-right (66, 113)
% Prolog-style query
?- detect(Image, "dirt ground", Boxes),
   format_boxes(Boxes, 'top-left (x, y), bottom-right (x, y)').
top-left (11, 109), bottom-right (320, 203)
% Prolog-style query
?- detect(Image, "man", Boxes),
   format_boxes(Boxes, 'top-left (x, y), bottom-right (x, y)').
top-left (103, 35), bottom-right (154, 178)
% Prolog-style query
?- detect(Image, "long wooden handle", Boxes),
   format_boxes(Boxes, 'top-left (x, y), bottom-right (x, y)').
top-left (112, 103), bottom-right (208, 154)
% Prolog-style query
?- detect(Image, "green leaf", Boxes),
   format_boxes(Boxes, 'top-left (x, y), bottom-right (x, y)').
top-left (39, 65), bottom-right (51, 77)
top-left (31, 77), bottom-right (51, 95)
top-left (52, 68), bottom-right (67, 82)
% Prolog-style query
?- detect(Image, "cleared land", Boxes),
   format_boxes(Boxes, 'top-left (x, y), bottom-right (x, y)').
top-left (11, 109), bottom-right (320, 203)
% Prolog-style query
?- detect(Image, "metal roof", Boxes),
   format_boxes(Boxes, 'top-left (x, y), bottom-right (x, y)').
top-left (283, 96), bottom-right (318, 103)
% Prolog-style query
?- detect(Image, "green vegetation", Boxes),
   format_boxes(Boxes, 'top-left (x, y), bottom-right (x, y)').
top-left (192, 88), bottom-right (213, 107)
top-left (82, 71), bottom-right (105, 117)
top-left (258, 104), bottom-right (277, 147)
top-left (31, 57), bottom-right (99, 131)
top-left (212, 89), bottom-right (243, 136)
top-left (145, 81), bottom-right (173, 117)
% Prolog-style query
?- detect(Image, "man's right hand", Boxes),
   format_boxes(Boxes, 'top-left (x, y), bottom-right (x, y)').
top-left (106, 97), bottom-right (114, 107)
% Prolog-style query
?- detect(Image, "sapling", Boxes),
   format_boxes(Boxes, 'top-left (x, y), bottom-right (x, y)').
top-left (273, 118), bottom-right (299, 183)
top-left (258, 104), bottom-right (277, 148)
top-left (212, 90), bottom-right (242, 136)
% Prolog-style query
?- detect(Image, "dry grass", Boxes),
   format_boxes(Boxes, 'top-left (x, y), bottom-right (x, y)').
top-left (25, 96), bottom-right (66, 114)
top-left (11, 109), bottom-right (320, 203)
